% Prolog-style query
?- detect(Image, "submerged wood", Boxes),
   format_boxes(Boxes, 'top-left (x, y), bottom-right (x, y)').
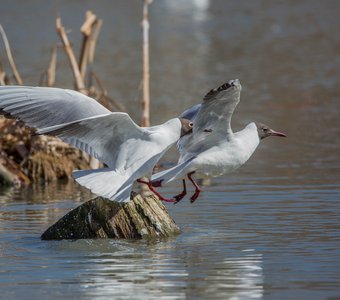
top-left (41, 194), bottom-right (180, 240)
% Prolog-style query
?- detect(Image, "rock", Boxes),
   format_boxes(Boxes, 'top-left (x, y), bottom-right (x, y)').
top-left (41, 193), bottom-right (180, 240)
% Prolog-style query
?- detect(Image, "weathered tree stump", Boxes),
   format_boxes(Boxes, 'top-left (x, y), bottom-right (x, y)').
top-left (0, 163), bottom-right (17, 186)
top-left (41, 193), bottom-right (180, 240)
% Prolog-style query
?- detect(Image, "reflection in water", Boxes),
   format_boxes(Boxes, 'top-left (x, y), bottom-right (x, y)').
top-left (74, 241), bottom-right (263, 299)
top-left (77, 241), bottom-right (188, 299)
top-left (164, 0), bottom-right (210, 22)
top-left (0, 182), bottom-right (93, 234)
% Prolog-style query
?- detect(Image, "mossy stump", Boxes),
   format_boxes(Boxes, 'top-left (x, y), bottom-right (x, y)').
top-left (41, 193), bottom-right (180, 240)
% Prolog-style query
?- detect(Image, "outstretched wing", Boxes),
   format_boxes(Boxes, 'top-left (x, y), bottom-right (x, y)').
top-left (38, 112), bottom-right (153, 169)
top-left (0, 86), bottom-right (110, 129)
top-left (177, 79), bottom-right (242, 162)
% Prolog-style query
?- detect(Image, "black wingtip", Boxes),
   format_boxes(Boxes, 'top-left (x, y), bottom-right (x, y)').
top-left (203, 79), bottom-right (239, 102)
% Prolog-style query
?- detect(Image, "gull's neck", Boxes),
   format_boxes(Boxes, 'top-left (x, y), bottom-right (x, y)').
top-left (148, 118), bottom-right (182, 143)
top-left (233, 122), bottom-right (261, 157)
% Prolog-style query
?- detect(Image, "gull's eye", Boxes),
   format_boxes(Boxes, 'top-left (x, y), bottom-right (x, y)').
top-left (263, 128), bottom-right (269, 133)
top-left (189, 122), bottom-right (193, 128)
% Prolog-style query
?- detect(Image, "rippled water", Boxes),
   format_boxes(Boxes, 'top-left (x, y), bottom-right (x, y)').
top-left (0, 0), bottom-right (339, 299)
top-left (1, 177), bottom-right (339, 299)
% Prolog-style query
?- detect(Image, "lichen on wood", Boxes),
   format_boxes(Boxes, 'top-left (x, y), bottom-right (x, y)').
top-left (41, 193), bottom-right (181, 240)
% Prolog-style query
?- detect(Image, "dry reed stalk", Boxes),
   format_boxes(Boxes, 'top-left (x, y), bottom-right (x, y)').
top-left (0, 24), bottom-right (23, 85)
top-left (139, 0), bottom-right (154, 197)
top-left (141, 0), bottom-right (153, 127)
top-left (80, 10), bottom-right (97, 36)
top-left (56, 17), bottom-right (86, 92)
top-left (47, 45), bottom-right (57, 87)
top-left (88, 19), bottom-right (103, 65)
top-left (91, 71), bottom-right (126, 112)
top-left (79, 11), bottom-right (103, 170)
top-left (0, 62), bottom-right (6, 85)
top-left (79, 11), bottom-right (97, 80)
top-left (1, 12), bottom-right (129, 184)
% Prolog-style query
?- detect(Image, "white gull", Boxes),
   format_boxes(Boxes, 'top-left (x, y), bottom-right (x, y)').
top-left (147, 79), bottom-right (286, 203)
top-left (0, 86), bottom-right (193, 202)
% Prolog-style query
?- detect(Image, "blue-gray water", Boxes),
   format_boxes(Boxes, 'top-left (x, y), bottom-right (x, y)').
top-left (0, 1), bottom-right (339, 299)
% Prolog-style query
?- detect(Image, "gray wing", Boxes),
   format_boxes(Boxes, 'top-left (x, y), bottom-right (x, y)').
top-left (0, 86), bottom-right (111, 129)
top-left (38, 112), bottom-right (153, 169)
top-left (179, 103), bottom-right (201, 121)
top-left (177, 79), bottom-right (242, 162)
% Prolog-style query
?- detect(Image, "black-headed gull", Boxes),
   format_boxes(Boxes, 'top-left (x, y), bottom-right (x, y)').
top-left (147, 79), bottom-right (286, 203)
top-left (0, 86), bottom-right (193, 202)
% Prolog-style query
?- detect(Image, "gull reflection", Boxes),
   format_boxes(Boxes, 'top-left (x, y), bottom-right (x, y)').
top-left (199, 250), bottom-right (263, 299)
top-left (164, 0), bottom-right (210, 22)
top-left (74, 240), bottom-right (263, 300)
top-left (75, 241), bottom-right (187, 299)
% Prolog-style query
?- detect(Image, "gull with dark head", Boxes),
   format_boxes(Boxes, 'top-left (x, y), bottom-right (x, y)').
top-left (148, 79), bottom-right (286, 203)
top-left (0, 86), bottom-right (193, 202)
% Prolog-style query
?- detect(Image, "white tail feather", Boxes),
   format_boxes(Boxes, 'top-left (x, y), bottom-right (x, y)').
top-left (151, 156), bottom-right (196, 184)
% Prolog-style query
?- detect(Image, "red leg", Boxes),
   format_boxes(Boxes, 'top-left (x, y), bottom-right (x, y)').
top-left (137, 179), bottom-right (175, 203)
top-left (187, 171), bottom-right (202, 203)
top-left (173, 179), bottom-right (187, 204)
